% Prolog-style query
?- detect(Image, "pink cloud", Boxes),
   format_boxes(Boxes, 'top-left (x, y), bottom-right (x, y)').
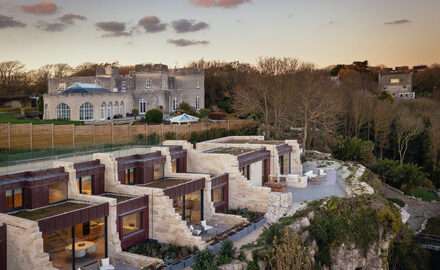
top-left (21, 1), bottom-right (58, 15)
top-left (190, 0), bottom-right (250, 8)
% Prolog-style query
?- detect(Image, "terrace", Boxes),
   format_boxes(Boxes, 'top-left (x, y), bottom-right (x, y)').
top-left (100, 193), bottom-right (137, 203)
top-left (10, 201), bottom-right (89, 221)
top-left (223, 139), bottom-right (285, 145)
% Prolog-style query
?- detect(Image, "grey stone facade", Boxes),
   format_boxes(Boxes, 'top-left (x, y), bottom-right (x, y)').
top-left (378, 73), bottom-right (415, 99)
top-left (46, 64), bottom-right (205, 117)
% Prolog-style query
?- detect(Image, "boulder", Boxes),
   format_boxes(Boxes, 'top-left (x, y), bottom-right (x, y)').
top-left (299, 217), bottom-right (310, 228)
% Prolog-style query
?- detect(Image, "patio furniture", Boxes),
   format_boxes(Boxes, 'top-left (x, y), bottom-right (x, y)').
top-left (99, 258), bottom-right (116, 270)
top-left (75, 249), bottom-right (87, 258)
top-left (318, 169), bottom-right (327, 177)
top-left (190, 225), bottom-right (202, 236)
top-left (201, 220), bottom-right (213, 232)
top-left (87, 244), bottom-right (98, 255)
top-left (304, 170), bottom-right (317, 178)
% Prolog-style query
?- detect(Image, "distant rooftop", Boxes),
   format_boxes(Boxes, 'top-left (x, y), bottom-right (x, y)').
top-left (62, 83), bottom-right (111, 94)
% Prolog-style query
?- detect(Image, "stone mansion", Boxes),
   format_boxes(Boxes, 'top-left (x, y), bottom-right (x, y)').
top-left (43, 64), bottom-right (205, 121)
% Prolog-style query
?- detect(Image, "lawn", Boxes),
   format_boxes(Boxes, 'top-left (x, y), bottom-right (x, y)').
top-left (0, 112), bottom-right (84, 125)
top-left (410, 187), bottom-right (439, 202)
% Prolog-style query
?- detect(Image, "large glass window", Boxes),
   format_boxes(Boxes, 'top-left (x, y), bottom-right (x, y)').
top-left (125, 168), bottom-right (135, 185)
top-left (49, 182), bottom-right (67, 204)
top-left (114, 102), bottom-right (118, 116)
top-left (213, 187), bottom-right (224, 206)
top-left (79, 102), bottom-right (94, 120)
top-left (241, 165), bottom-right (250, 180)
top-left (56, 103), bottom-right (70, 120)
top-left (100, 102), bottom-right (106, 120)
top-left (154, 163), bottom-right (164, 180)
top-left (43, 217), bottom-right (107, 270)
top-left (139, 99), bottom-right (146, 114)
top-left (185, 190), bottom-right (202, 224)
top-left (119, 101), bottom-right (124, 116)
top-left (172, 97), bottom-right (177, 111)
top-left (122, 212), bottom-right (142, 237)
top-left (108, 102), bottom-right (112, 119)
top-left (171, 159), bottom-right (177, 173)
top-left (279, 154), bottom-right (291, 175)
top-left (5, 188), bottom-right (23, 211)
top-left (77, 175), bottom-right (93, 195)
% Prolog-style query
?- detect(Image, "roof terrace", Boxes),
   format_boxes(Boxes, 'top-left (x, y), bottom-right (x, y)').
top-left (222, 139), bottom-right (285, 145)
top-left (10, 201), bottom-right (92, 221)
top-left (204, 147), bottom-right (254, 156)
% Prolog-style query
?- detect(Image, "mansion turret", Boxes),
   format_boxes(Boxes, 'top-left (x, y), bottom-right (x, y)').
top-left (44, 64), bottom-right (204, 121)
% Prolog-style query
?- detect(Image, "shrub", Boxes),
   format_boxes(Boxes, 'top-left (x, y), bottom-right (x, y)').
top-left (177, 101), bottom-right (197, 116)
top-left (37, 94), bottom-right (44, 114)
top-left (132, 108), bottom-right (139, 115)
top-left (387, 198), bottom-right (406, 207)
top-left (218, 239), bottom-right (236, 265)
top-left (198, 108), bottom-right (210, 119)
top-left (423, 216), bottom-right (440, 235)
top-left (333, 136), bottom-right (375, 165)
top-left (247, 261), bottom-right (260, 270)
top-left (193, 249), bottom-right (218, 270)
top-left (165, 131), bottom-right (176, 140)
top-left (261, 223), bottom-right (284, 246)
top-left (265, 228), bottom-right (312, 270)
top-left (144, 109), bottom-right (163, 124)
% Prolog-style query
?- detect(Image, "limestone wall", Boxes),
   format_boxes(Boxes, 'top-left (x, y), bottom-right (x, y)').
top-left (94, 153), bottom-right (207, 250)
top-left (249, 161), bottom-right (263, 187)
top-left (151, 146), bottom-right (246, 227)
top-left (0, 214), bottom-right (56, 270)
top-left (164, 141), bottom-right (270, 213)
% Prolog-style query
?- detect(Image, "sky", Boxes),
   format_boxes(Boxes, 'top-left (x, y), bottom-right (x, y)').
top-left (0, 0), bottom-right (439, 70)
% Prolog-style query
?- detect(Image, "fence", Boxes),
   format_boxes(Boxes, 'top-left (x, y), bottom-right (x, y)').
top-left (0, 120), bottom-right (256, 150)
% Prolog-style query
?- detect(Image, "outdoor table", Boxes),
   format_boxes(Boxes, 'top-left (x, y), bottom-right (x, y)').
top-left (65, 241), bottom-right (95, 251)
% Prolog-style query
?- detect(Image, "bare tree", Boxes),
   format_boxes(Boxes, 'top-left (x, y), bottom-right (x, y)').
top-left (373, 100), bottom-right (396, 159)
top-left (395, 107), bottom-right (424, 164)
top-left (292, 64), bottom-right (343, 149)
top-left (53, 63), bottom-right (72, 77)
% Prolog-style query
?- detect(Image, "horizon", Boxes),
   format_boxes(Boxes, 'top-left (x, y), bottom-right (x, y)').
top-left (0, 0), bottom-right (439, 69)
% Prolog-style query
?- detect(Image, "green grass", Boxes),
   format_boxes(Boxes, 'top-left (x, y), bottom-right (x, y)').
top-left (410, 187), bottom-right (439, 202)
top-left (11, 202), bottom-right (89, 220)
top-left (0, 112), bottom-right (84, 125)
top-left (387, 198), bottom-right (406, 207)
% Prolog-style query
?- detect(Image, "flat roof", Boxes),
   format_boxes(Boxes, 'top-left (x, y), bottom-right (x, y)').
top-left (139, 178), bottom-right (191, 189)
top-left (205, 147), bottom-right (254, 156)
top-left (100, 193), bottom-right (138, 203)
top-left (10, 201), bottom-right (90, 221)
top-left (222, 139), bottom-right (285, 145)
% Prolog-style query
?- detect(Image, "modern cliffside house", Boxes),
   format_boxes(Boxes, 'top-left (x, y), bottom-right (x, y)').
top-left (43, 64), bottom-right (205, 121)
top-left (0, 167), bottom-right (111, 270)
top-left (378, 73), bottom-right (415, 99)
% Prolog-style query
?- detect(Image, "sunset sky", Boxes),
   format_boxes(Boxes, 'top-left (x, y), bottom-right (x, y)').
top-left (0, 0), bottom-right (439, 69)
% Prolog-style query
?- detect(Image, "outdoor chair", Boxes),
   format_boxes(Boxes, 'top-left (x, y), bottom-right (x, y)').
top-left (190, 225), bottom-right (202, 236)
top-left (304, 170), bottom-right (317, 179)
top-left (99, 258), bottom-right (116, 270)
top-left (75, 249), bottom-right (87, 258)
top-left (318, 169), bottom-right (327, 177)
top-left (201, 220), bottom-right (213, 232)
top-left (87, 244), bottom-right (98, 256)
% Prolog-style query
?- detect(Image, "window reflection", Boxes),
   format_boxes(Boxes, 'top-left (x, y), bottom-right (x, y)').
top-left (172, 159), bottom-right (177, 173)
top-left (125, 168), bottom-right (136, 185)
top-left (122, 212), bottom-right (142, 237)
top-left (49, 182), bottom-right (67, 204)
top-left (213, 187), bottom-right (224, 206)
top-left (241, 165), bottom-right (250, 180)
top-left (154, 163), bottom-right (164, 180)
top-left (77, 175), bottom-right (93, 195)
top-left (6, 188), bottom-right (23, 211)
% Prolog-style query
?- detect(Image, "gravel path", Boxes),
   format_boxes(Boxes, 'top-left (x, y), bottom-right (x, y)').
top-left (379, 183), bottom-right (440, 231)
top-left (233, 222), bottom-right (267, 249)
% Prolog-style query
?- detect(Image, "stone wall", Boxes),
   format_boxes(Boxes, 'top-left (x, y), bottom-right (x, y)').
top-left (0, 214), bottom-right (57, 270)
top-left (152, 146), bottom-right (246, 227)
top-left (265, 192), bottom-right (294, 224)
top-left (164, 140), bottom-right (270, 213)
top-left (249, 160), bottom-right (263, 187)
top-left (93, 153), bottom-right (207, 250)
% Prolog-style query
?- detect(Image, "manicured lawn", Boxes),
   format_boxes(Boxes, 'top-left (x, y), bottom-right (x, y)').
top-left (0, 112), bottom-right (84, 125)
top-left (410, 187), bottom-right (439, 202)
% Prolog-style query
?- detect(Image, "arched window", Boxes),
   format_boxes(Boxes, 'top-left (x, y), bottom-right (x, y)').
top-left (120, 101), bottom-right (124, 116)
top-left (44, 104), bottom-right (49, 120)
top-left (79, 102), bottom-right (94, 120)
top-left (56, 103), bottom-right (70, 120)
top-left (114, 102), bottom-right (118, 116)
top-left (108, 102), bottom-right (112, 119)
top-left (101, 102), bottom-right (106, 120)
top-left (139, 99), bottom-right (146, 114)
